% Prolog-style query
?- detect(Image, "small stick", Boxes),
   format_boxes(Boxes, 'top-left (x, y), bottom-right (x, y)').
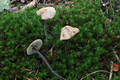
top-left (4, 7), bottom-right (19, 12)
top-left (114, 51), bottom-right (120, 63)
top-left (113, 46), bottom-right (120, 63)
top-left (109, 0), bottom-right (115, 20)
top-left (109, 61), bottom-right (113, 80)
top-left (80, 70), bottom-right (109, 80)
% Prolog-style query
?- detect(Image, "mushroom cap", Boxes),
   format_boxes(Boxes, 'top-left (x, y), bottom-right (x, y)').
top-left (27, 39), bottom-right (43, 55)
top-left (36, 7), bottom-right (56, 20)
top-left (60, 26), bottom-right (80, 40)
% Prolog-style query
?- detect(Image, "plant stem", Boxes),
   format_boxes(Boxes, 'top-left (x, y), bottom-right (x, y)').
top-left (36, 50), bottom-right (66, 80)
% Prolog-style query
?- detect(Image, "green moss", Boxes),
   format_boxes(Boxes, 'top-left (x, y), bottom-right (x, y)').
top-left (0, 0), bottom-right (120, 79)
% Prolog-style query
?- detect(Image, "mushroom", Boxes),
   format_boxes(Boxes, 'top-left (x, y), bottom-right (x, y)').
top-left (27, 39), bottom-right (66, 80)
top-left (36, 7), bottom-right (56, 40)
top-left (60, 25), bottom-right (80, 41)
top-left (60, 25), bottom-right (79, 68)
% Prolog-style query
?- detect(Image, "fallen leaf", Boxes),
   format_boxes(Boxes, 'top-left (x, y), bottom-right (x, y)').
top-left (20, 1), bottom-right (36, 12)
top-left (48, 46), bottom-right (54, 56)
top-left (29, 71), bottom-right (33, 74)
top-left (113, 63), bottom-right (119, 72)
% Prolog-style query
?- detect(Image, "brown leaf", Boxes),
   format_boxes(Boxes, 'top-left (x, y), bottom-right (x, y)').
top-left (29, 71), bottom-right (33, 74)
top-left (113, 63), bottom-right (119, 72)
top-left (48, 46), bottom-right (54, 56)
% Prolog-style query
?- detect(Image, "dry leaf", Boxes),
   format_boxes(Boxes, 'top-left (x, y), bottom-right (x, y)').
top-left (113, 63), bottom-right (119, 72)
top-left (29, 71), bottom-right (33, 74)
top-left (20, 1), bottom-right (36, 12)
top-left (60, 26), bottom-right (79, 40)
top-left (48, 46), bottom-right (54, 56)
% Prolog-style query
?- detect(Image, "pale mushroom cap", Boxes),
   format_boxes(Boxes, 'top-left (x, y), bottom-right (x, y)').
top-left (27, 39), bottom-right (43, 55)
top-left (36, 7), bottom-right (56, 20)
top-left (60, 26), bottom-right (80, 40)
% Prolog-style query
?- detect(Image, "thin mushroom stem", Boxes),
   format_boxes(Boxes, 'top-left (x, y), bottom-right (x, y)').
top-left (65, 40), bottom-right (69, 69)
top-left (36, 50), bottom-right (66, 80)
top-left (43, 0), bottom-right (46, 5)
top-left (44, 20), bottom-right (48, 40)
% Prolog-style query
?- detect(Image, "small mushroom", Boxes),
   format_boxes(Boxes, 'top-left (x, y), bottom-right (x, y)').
top-left (60, 25), bottom-right (80, 40)
top-left (36, 7), bottom-right (56, 40)
top-left (27, 39), bottom-right (43, 55)
top-left (27, 39), bottom-right (66, 80)
top-left (60, 25), bottom-right (79, 68)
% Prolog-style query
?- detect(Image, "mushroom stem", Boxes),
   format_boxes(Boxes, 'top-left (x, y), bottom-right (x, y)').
top-left (44, 20), bottom-right (48, 40)
top-left (36, 50), bottom-right (66, 80)
top-left (0, 11), bottom-right (2, 15)
top-left (65, 40), bottom-right (69, 69)
top-left (43, 0), bottom-right (46, 4)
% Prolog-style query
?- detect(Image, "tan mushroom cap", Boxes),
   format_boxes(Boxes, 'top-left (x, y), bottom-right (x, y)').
top-left (60, 26), bottom-right (80, 40)
top-left (36, 7), bottom-right (56, 20)
top-left (27, 39), bottom-right (43, 55)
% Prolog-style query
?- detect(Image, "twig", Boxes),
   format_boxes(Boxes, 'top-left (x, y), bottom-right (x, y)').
top-left (109, 0), bottom-right (115, 20)
top-left (35, 69), bottom-right (39, 76)
top-left (114, 53), bottom-right (120, 63)
top-left (114, 0), bottom-right (119, 12)
top-left (113, 46), bottom-right (120, 63)
top-left (80, 70), bottom-right (109, 80)
top-left (3, 6), bottom-right (24, 13)
top-left (109, 61), bottom-right (113, 80)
